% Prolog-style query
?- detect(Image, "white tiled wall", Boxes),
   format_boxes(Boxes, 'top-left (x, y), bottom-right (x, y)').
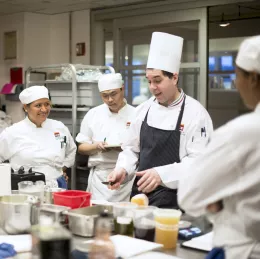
top-left (0, 10), bottom-right (91, 122)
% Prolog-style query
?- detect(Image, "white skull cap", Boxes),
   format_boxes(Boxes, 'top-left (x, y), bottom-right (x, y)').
top-left (236, 35), bottom-right (260, 74)
top-left (98, 73), bottom-right (123, 92)
top-left (19, 85), bottom-right (49, 104)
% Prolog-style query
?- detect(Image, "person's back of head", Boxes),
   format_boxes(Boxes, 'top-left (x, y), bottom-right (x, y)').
top-left (235, 35), bottom-right (260, 110)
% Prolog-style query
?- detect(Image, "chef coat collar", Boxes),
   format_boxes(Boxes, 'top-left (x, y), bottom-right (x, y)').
top-left (154, 88), bottom-right (185, 107)
top-left (168, 88), bottom-right (185, 107)
top-left (105, 98), bottom-right (128, 117)
top-left (25, 116), bottom-right (47, 128)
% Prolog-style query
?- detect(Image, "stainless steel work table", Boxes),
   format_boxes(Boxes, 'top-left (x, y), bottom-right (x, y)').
top-left (10, 215), bottom-right (211, 259)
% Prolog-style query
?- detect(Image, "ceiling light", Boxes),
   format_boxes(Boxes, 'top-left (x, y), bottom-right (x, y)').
top-left (219, 13), bottom-right (230, 27)
top-left (219, 22), bottom-right (230, 27)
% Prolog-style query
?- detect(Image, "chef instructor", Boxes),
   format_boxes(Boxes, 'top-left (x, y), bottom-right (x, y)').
top-left (0, 85), bottom-right (76, 182)
top-left (108, 32), bottom-right (213, 208)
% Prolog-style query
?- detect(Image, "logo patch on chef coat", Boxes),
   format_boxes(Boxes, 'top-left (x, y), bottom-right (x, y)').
top-left (54, 132), bottom-right (60, 139)
top-left (126, 122), bottom-right (131, 128)
top-left (179, 124), bottom-right (184, 132)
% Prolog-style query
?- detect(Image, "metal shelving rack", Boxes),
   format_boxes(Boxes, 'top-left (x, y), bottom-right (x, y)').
top-left (25, 64), bottom-right (115, 189)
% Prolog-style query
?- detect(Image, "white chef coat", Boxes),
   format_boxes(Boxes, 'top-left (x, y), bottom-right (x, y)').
top-left (76, 102), bottom-right (135, 201)
top-left (178, 103), bottom-right (260, 259)
top-left (0, 111), bottom-right (12, 134)
top-left (115, 93), bottom-right (213, 189)
top-left (0, 117), bottom-right (76, 180)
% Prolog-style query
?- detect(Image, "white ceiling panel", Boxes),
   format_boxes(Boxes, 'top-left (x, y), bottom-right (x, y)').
top-left (1, 0), bottom-right (259, 17)
top-left (0, 0), bottom-right (155, 15)
top-left (37, 3), bottom-right (93, 14)
top-left (0, 3), bottom-right (31, 14)
top-left (8, 0), bottom-right (90, 4)
top-left (8, 0), bottom-right (45, 4)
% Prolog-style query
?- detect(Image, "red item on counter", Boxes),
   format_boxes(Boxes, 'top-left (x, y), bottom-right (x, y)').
top-left (53, 190), bottom-right (91, 209)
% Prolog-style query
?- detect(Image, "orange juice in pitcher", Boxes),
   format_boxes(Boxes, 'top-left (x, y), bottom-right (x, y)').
top-left (154, 209), bottom-right (182, 249)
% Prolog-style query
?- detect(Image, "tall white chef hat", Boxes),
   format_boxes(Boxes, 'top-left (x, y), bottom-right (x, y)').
top-left (98, 73), bottom-right (123, 92)
top-left (19, 85), bottom-right (49, 104)
top-left (146, 32), bottom-right (184, 74)
top-left (236, 35), bottom-right (260, 74)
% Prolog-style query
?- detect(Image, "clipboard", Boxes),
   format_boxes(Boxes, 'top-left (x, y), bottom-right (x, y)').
top-left (104, 144), bottom-right (122, 149)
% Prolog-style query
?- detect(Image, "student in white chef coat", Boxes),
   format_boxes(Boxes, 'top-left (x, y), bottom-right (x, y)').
top-left (178, 35), bottom-right (260, 259)
top-left (108, 32), bottom-right (213, 208)
top-left (0, 85), bottom-right (76, 181)
top-left (76, 73), bottom-right (135, 201)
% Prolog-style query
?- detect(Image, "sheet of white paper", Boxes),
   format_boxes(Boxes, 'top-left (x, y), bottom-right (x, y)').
top-left (110, 235), bottom-right (163, 258)
top-left (182, 231), bottom-right (213, 252)
top-left (0, 234), bottom-right (32, 252)
top-left (129, 251), bottom-right (182, 259)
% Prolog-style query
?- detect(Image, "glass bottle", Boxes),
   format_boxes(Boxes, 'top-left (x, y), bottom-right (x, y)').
top-left (31, 215), bottom-right (71, 259)
top-left (89, 211), bottom-right (116, 259)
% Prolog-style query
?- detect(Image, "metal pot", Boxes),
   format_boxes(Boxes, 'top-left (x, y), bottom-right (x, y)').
top-left (39, 204), bottom-right (70, 224)
top-left (63, 205), bottom-right (113, 237)
top-left (0, 194), bottom-right (40, 234)
top-left (44, 187), bottom-right (66, 204)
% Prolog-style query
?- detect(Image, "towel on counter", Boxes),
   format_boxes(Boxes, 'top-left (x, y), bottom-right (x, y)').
top-left (0, 243), bottom-right (17, 259)
top-left (206, 247), bottom-right (225, 259)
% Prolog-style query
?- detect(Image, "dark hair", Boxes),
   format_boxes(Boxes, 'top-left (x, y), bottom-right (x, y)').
top-left (162, 70), bottom-right (174, 79)
top-left (239, 67), bottom-right (260, 81)
top-left (239, 67), bottom-right (250, 77)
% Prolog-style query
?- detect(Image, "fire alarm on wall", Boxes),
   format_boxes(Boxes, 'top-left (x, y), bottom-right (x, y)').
top-left (76, 42), bottom-right (85, 56)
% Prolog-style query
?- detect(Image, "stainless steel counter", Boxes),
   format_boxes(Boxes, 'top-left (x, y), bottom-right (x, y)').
top-left (13, 240), bottom-right (206, 259)
top-left (73, 234), bottom-right (207, 259)
top-left (12, 215), bottom-right (211, 259)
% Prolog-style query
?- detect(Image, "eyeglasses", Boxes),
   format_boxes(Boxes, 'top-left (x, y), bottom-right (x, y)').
top-left (101, 88), bottom-right (122, 100)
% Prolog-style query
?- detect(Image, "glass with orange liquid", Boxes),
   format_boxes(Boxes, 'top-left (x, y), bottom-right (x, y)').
top-left (154, 209), bottom-right (182, 249)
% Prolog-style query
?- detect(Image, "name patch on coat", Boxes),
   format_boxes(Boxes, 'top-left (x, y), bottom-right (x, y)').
top-left (54, 132), bottom-right (60, 139)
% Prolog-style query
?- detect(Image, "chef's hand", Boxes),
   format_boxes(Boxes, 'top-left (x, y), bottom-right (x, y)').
top-left (136, 169), bottom-right (162, 193)
top-left (107, 167), bottom-right (127, 190)
top-left (62, 166), bottom-right (69, 182)
top-left (207, 200), bottom-right (223, 213)
top-left (95, 142), bottom-right (112, 153)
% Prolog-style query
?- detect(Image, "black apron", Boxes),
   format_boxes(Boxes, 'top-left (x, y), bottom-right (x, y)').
top-left (131, 97), bottom-right (186, 208)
